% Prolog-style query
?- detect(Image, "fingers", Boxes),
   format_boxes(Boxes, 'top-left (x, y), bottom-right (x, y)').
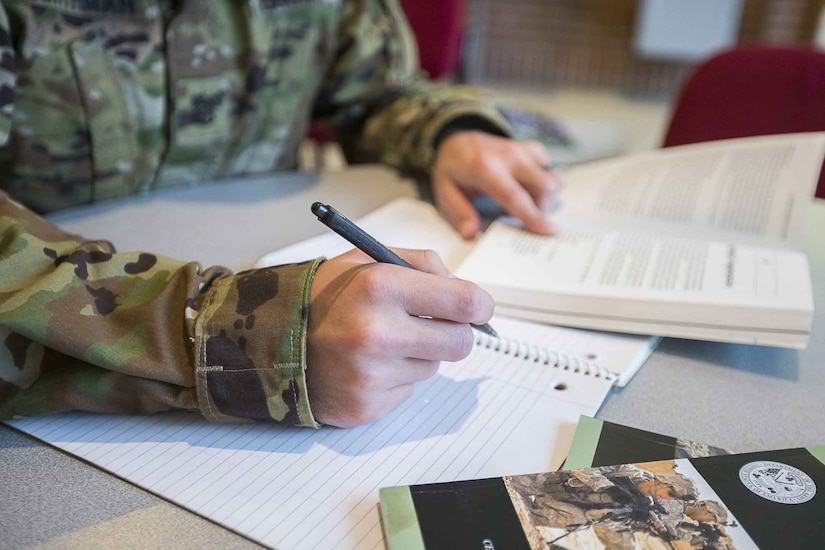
top-left (511, 158), bottom-right (561, 213)
top-left (480, 165), bottom-right (555, 235)
top-left (357, 263), bottom-right (494, 327)
top-left (509, 140), bottom-right (563, 212)
top-left (399, 271), bottom-right (494, 325)
top-left (521, 139), bottom-right (552, 167)
top-left (432, 172), bottom-right (482, 239)
top-left (520, 140), bottom-right (565, 184)
top-left (390, 247), bottom-right (451, 276)
top-left (319, 261), bottom-right (490, 342)
top-left (358, 358), bottom-right (441, 393)
top-left (382, 316), bottom-right (476, 362)
top-left (410, 318), bottom-right (477, 362)
top-left (320, 383), bottom-right (418, 428)
top-left (388, 358), bottom-right (441, 387)
top-left (432, 133), bottom-right (561, 236)
top-left (346, 267), bottom-right (489, 360)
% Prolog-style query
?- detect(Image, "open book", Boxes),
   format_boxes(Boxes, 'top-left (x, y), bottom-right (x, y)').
top-left (456, 133), bottom-right (825, 349)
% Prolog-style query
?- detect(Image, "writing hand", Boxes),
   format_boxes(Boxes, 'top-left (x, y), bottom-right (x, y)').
top-left (306, 247), bottom-right (495, 427)
top-left (431, 131), bottom-right (562, 239)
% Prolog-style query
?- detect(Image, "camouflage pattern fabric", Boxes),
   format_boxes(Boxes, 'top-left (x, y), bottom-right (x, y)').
top-left (0, 189), bottom-right (323, 426)
top-left (505, 463), bottom-right (736, 549)
top-left (0, 0), bottom-right (512, 427)
top-left (0, 0), bottom-right (511, 212)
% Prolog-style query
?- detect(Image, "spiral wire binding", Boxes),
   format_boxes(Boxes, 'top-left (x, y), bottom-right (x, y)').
top-left (474, 332), bottom-right (617, 382)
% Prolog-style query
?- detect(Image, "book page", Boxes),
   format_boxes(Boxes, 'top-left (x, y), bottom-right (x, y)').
top-left (456, 222), bottom-right (813, 347)
top-left (555, 133), bottom-right (825, 248)
top-left (7, 315), bottom-right (615, 550)
top-left (462, 223), bottom-right (810, 305)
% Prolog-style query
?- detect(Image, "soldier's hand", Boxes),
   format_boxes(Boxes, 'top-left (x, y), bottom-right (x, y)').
top-left (306, 247), bottom-right (494, 427)
top-left (431, 131), bottom-right (562, 239)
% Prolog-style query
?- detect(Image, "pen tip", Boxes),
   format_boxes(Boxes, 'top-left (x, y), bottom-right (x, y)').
top-left (473, 324), bottom-right (498, 338)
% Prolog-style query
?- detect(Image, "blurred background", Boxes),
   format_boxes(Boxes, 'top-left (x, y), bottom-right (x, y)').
top-left (307, 0), bottom-right (825, 169)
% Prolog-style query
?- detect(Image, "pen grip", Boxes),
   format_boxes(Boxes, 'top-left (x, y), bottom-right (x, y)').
top-left (314, 202), bottom-right (498, 338)
top-left (327, 213), bottom-right (415, 269)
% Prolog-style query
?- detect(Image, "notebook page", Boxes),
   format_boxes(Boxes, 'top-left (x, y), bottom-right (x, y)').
top-left (8, 315), bottom-right (613, 550)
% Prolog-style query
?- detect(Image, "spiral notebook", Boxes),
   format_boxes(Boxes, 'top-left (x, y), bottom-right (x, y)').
top-left (7, 199), bottom-right (657, 550)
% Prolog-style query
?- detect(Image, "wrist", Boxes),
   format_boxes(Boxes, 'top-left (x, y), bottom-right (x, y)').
top-left (432, 115), bottom-right (508, 155)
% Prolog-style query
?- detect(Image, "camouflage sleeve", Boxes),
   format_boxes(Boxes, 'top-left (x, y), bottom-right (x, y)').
top-left (0, 191), bottom-right (321, 427)
top-left (314, 0), bottom-right (513, 174)
top-left (0, 3), bottom-right (15, 146)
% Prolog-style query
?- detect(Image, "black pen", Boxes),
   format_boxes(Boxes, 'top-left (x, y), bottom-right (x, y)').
top-left (311, 202), bottom-right (498, 338)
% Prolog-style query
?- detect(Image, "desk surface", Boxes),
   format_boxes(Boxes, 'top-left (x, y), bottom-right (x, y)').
top-left (3, 166), bottom-right (824, 549)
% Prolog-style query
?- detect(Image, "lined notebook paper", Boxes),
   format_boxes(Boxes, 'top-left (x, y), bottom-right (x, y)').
top-left (7, 198), bottom-right (658, 549)
top-left (9, 316), bottom-right (617, 549)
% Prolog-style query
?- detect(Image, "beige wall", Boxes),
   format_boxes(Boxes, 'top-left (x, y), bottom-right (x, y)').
top-left (464, 0), bottom-right (823, 98)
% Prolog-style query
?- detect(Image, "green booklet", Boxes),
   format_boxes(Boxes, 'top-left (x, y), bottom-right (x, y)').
top-left (380, 421), bottom-right (825, 549)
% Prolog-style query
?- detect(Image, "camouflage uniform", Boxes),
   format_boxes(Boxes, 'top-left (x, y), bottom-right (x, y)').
top-left (0, 0), bottom-right (512, 427)
top-left (505, 464), bottom-right (736, 549)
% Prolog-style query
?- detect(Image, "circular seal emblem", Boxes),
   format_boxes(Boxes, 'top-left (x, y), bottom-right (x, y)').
top-left (739, 461), bottom-right (816, 504)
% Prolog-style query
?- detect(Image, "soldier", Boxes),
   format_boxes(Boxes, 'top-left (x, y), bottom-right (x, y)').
top-left (0, 0), bottom-right (561, 428)
top-left (505, 464), bottom-right (736, 549)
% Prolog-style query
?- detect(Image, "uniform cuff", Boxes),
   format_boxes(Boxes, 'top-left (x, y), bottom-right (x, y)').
top-left (192, 259), bottom-right (323, 428)
top-left (419, 99), bottom-right (513, 172)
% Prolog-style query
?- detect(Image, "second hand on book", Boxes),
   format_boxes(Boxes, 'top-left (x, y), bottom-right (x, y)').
top-left (311, 202), bottom-right (498, 338)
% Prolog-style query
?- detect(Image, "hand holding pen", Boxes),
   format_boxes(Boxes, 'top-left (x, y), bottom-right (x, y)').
top-left (304, 202), bottom-right (497, 427)
top-left (311, 202), bottom-right (498, 337)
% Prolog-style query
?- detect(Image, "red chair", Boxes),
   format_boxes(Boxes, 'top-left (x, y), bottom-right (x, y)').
top-left (399, 0), bottom-right (466, 80)
top-left (663, 46), bottom-right (825, 198)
